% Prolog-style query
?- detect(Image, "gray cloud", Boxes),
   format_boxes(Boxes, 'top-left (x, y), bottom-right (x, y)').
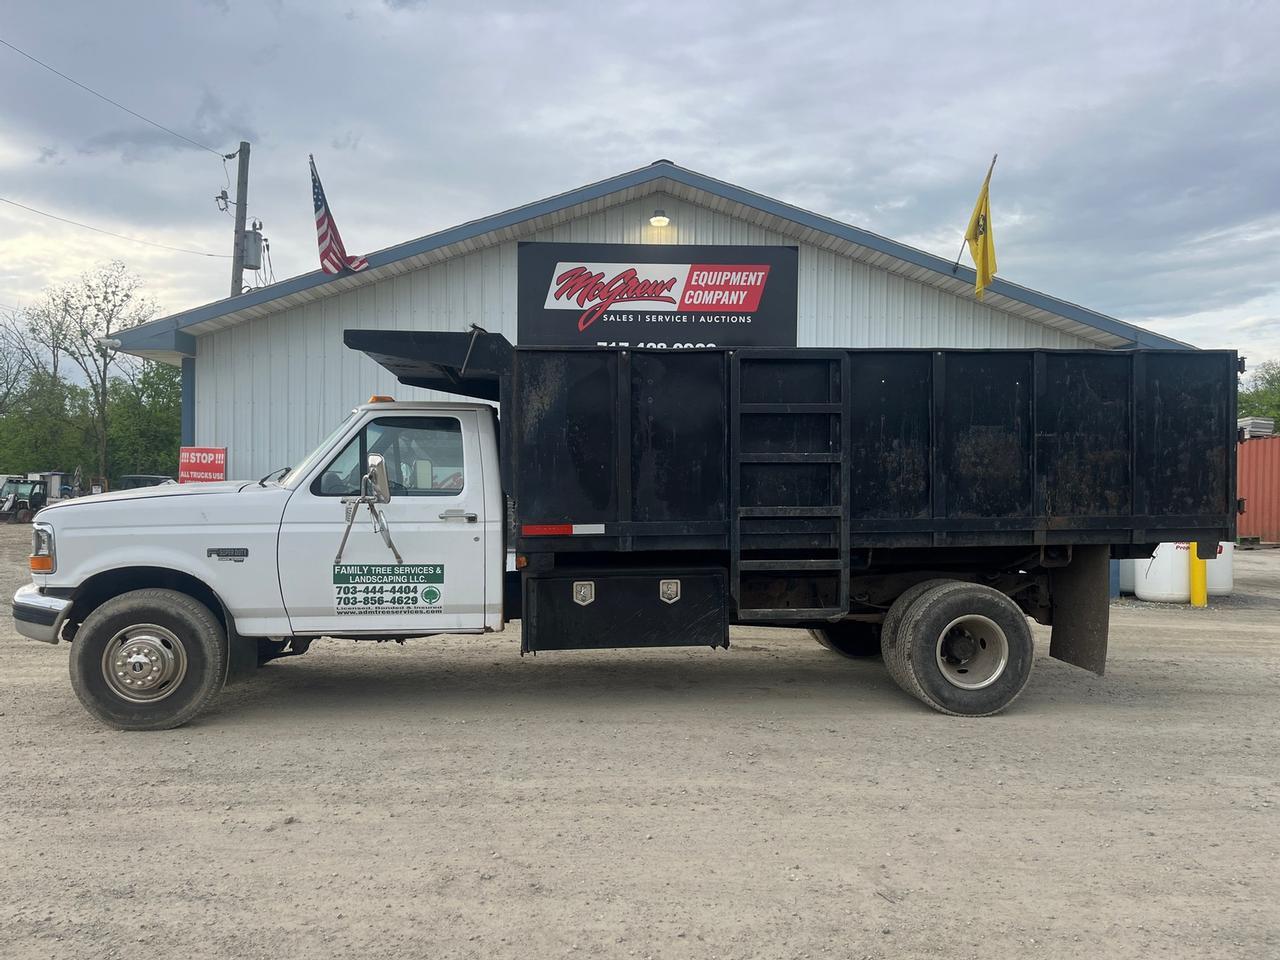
top-left (76, 92), bottom-right (255, 161)
top-left (330, 131), bottom-right (361, 152)
top-left (0, 0), bottom-right (1276, 359)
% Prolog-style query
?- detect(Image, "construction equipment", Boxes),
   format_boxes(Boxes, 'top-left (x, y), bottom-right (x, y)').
top-left (0, 477), bottom-right (48, 523)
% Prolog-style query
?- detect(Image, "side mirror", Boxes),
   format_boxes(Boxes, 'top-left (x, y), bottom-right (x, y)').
top-left (364, 453), bottom-right (391, 503)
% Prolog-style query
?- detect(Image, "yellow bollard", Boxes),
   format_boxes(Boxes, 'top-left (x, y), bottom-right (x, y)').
top-left (1189, 541), bottom-right (1208, 608)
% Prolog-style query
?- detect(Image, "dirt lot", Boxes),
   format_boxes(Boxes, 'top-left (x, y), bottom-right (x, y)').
top-left (1, 524), bottom-right (1277, 960)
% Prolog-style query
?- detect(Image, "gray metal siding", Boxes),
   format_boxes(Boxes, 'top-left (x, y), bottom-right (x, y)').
top-left (195, 193), bottom-right (1093, 479)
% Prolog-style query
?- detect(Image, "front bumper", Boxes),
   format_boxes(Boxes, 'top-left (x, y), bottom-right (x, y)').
top-left (11, 584), bottom-right (72, 644)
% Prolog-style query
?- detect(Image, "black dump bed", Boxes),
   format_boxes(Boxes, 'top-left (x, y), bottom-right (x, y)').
top-left (346, 330), bottom-right (1239, 553)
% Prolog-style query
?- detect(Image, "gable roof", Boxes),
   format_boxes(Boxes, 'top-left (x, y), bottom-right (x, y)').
top-left (117, 159), bottom-right (1190, 361)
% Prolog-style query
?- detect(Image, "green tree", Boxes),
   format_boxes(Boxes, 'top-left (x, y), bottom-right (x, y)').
top-left (0, 371), bottom-right (94, 477)
top-left (107, 361), bottom-right (182, 478)
top-left (1239, 359), bottom-right (1280, 422)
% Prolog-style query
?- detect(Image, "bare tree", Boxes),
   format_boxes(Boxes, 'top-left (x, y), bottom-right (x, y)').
top-left (22, 261), bottom-right (156, 478)
top-left (0, 311), bottom-right (27, 415)
top-left (1, 307), bottom-right (52, 382)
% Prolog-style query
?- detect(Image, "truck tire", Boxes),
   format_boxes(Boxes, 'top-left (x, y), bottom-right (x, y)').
top-left (880, 579), bottom-right (953, 703)
top-left (895, 582), bottom-right (1035, 717)
top-left (808, 621), bottom-right (881, 658)
top-left (69, 588), bottom-right (227, 731)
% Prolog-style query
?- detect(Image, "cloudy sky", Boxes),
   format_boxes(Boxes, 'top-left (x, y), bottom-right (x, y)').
top-left (2, 0), bottom-right (1277, 361)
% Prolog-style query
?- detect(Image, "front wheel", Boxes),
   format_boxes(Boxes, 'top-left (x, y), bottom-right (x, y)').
top-left (69, 588), bottom-right (227, 731)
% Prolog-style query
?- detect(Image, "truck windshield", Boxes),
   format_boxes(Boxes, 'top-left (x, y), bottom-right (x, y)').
top-left (279, 412), bottom-right (357, 488)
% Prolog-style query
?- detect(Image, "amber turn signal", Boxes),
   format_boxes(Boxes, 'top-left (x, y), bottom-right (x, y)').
top-left (29, 555), bottom-right (54, 573)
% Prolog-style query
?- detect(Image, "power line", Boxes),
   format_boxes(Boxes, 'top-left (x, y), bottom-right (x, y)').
top-left (0, 196), bottom-right (231, 258)
top-left (0, 36), bottom-right (231, 158)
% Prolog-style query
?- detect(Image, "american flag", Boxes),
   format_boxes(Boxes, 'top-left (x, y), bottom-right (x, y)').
top-left (310, 156), bottom-right (368, 274)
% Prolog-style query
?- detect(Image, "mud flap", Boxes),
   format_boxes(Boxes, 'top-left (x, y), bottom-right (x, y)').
top-left (223, 624), bottom-right (259, 686)
top-left (1048, 544), bottom-right (1110, 675)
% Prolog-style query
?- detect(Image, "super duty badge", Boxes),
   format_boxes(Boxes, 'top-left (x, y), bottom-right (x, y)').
top-left (207, 547), bottom-right (249, 562)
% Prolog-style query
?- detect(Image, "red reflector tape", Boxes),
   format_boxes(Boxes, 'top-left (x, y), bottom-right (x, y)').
top-left (521, 523), bottom-right (607, 536)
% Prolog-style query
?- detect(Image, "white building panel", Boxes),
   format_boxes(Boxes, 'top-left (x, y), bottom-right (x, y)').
top-left (195, 193), bottom-right (1094, 479)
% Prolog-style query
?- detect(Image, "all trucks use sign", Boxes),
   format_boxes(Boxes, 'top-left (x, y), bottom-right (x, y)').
top-left (333, 563), bottom-right (445, 615)
top-left (178, 447), bottom-right (227, 483)
top-left (517, 242), bottom-right (799, 348)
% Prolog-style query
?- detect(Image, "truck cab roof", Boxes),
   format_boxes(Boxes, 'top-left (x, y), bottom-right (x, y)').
top-left (354, 399), bottom-right (494, 414)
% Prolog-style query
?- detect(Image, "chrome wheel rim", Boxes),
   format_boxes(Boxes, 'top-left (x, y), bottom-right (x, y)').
top-left (935, 614), bottom-right (1008, 690)
top-left (101, 624), bottom-right (188, 703)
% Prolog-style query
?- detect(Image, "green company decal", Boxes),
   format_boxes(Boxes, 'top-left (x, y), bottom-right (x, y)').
top-left (333, 564), bottom-right (444, 585)
top-left (332, 564), bottom-right (446, 614)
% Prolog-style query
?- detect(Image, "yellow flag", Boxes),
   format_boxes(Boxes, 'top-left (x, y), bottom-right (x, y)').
top-left (964, 160), bottom-right (997, 300)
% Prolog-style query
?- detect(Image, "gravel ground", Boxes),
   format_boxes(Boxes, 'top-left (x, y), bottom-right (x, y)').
top-left (2, 523), bottom-right (1277, 959)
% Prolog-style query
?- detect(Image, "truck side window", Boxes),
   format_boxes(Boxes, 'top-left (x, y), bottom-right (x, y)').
top-left (316, 432), bottom-right (363, 496)
top-left (312, 417), bottom-right (465, 497)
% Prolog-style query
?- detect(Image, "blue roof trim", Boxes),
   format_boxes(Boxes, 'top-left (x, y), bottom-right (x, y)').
top-left (117, 160), bottom-right (1187, 351)
top-left (117, 327), bottom-right (197, 356)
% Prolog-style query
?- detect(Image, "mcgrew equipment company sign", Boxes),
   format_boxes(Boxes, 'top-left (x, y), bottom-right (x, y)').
top-left (517, 242), bottom-right (798, 347)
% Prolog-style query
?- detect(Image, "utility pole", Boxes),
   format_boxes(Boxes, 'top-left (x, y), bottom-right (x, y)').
top-left (229, 140), bottom-right (250, 297)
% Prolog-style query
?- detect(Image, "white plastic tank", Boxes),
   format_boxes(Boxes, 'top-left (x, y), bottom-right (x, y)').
top-left (1205, 541), bottom-right (1234, 596)
top-left (1134, 542), bottom-right (1191, 603)
top-left (1118, 559), bottom-right (1136, 594)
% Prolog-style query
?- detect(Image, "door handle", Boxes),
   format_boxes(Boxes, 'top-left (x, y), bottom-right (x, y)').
top-left (439, 509), bottom-right (478, 522)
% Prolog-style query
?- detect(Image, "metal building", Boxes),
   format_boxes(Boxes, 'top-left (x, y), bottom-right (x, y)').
top-left (117, 160), bottom-right (1189, 479)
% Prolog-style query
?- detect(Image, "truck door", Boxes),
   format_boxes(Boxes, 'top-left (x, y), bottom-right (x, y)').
top-left (278, 411), bottom-right (488, 635)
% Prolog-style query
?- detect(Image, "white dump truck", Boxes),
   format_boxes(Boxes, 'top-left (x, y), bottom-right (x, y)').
top-left (12, 332), bottom-right (1239, 729)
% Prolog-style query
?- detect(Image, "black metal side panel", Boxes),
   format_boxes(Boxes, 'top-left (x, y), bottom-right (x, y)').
top-left (523, 570), bottom-right (728, 652)
top-left (1037, 353), bottom-right (1132, 516)
top-left (739, 357), bottom-right (837, 403)
top-left (737, 356), bottom-right (841, 511)
top-left (515, 352), bottom-right (618, 522)
top-left (942, 353), bottom-right (1033, 518)
top-left (740, 414), bottom-right (834, 455)
top-left (344, 332), bottom-right (1238, 550)
top-left (1142, 353), bottom-right (1233, 518)
top-left (630, 352), bottom-right (727, 522)
top-left (847, 352), bottom-right (932, 519)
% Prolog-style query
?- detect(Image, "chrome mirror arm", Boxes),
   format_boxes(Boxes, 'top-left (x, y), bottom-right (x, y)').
top-left (334, 494), bottom-right (404, 565)
top-left (334, 496), bottom-right (363, 564)
top-left (370, 504), bottom-right (404, 564)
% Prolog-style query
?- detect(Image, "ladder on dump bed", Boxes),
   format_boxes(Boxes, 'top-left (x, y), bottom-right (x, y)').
top-left (729, 350), bottom-right (850, 622)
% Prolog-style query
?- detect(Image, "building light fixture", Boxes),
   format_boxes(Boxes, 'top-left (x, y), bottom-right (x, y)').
top-left (649, 209), bottom-right (670, 227)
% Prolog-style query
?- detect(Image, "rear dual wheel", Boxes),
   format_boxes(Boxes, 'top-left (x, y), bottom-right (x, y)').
top-left (880, 581), bottom-right (1034, 716)
top-left (808, 620), bottom-right (881, 658)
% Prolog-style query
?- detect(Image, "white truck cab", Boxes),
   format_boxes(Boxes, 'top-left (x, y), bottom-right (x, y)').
top-left (12, 399), bottom-right (505, 729)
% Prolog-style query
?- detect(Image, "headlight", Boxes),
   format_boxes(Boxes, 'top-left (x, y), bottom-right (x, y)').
top-left (30, 523), bottom-right (55, 574)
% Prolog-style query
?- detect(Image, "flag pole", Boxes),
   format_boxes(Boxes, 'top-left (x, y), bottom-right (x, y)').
top-left (951, 153), bottom-right (998, 274)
